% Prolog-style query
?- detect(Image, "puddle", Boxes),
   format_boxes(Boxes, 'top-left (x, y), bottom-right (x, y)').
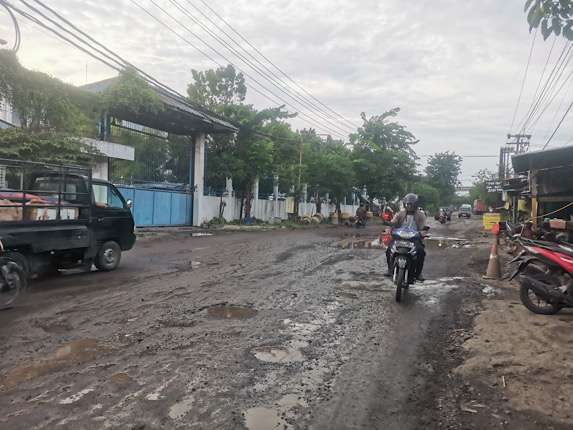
top-left (340, 281), bottom-right (379, 291)
top-left (244, 406), bottom-right (289, 430)
top-left (253, 342), bottom-right (306, 363)
top-left (169, 260), bottom-right (201, 269)
top-left (2, 339), bottom-right (109, 388)
top-left (192, 232), bottom-right (212, 237)
top-left (205, 305), bottom-right (258, 319)
top-left (42, 324), bottom-right (69, 334)
top-left (424, 237), bottom-right (471, 250)
top-left (338, 292), bottom-right (358, 300)
top-left (108, 373), bottom-right (132, 383)
top-left (138, 257), bottom-right (156, 263)
top-left (60, 388), bottom-right (94, 404)
top-left (169, 395), bottom-right (195, 419)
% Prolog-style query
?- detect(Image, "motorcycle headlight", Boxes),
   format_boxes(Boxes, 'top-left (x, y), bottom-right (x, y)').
top-left (397, 231), bottom-right (416, 239)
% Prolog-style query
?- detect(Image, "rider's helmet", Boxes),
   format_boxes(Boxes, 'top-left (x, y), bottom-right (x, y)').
top-left (403, 193), bottom-right (418, 209)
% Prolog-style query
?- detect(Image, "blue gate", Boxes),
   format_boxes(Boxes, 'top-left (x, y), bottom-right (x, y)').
top-left (116, 185), bottom-right (193, 227)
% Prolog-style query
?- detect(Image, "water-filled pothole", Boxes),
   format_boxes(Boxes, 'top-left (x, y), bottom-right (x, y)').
top-left (205, 306), bottom-right (258, 319)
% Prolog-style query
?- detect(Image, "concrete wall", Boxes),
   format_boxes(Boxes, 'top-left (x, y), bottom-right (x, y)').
top-left (197, 195), bottom-right (357, 225)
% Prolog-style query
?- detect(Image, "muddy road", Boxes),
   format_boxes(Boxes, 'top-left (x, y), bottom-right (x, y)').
top-left (0, 216), bottom-right (522, 429)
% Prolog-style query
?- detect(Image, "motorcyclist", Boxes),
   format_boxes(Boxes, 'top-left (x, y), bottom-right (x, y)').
top-left (384, 193), bottom-right (427, 282)
top-left (356, 204), bottom-right (367, 224)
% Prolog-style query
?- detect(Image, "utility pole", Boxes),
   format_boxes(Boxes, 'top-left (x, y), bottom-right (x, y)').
top-left (499, 134), bottom-right (531, 180)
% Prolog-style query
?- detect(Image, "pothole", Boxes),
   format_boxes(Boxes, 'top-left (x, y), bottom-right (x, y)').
top-left (205, 305), bottom-right (258, 319)
top-left (252, 342), bottom-right (306, 363)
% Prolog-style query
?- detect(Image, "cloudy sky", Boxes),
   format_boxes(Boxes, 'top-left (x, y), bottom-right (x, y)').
top-left (1, 0), bottom-right (572, 185)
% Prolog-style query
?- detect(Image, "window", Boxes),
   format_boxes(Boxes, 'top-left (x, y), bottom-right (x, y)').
top-left (93, 184), bottom-right (125, 209)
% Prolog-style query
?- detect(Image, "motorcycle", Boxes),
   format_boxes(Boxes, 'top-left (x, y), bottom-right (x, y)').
top-left (438, 214), bottom-right (447, 225)
top-left (0, 240), bottom-right (27, 310)
top-left (509, 236), bottom-right (573, 314)
top-left (384, 225), bottom-right (429, 302)
top-left (355, 215), bottom-right (366, 228)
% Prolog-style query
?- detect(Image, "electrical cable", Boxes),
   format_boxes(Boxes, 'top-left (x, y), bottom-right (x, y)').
top-left (133, 0), bottom-right (348, 139)
top-left (542, 101), bottom-right (572, 149)
top-left (182, 0), bottom-right (358, 133)
top-left (199, 0), bottom-right (361, 131)
top-left (167, 0), bottom-right (356, 136)
top-left (509, 28), bottom-right (537, 134)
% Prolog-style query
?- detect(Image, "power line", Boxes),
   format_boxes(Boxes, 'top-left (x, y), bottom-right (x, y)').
top-left (163, 0), bottom-right (355, 136)
top-left (509, 28), bottom-right (537, 134)
top-left (542, 101), bottom-right (572, 149)
top-left (133, 0), bottom-right (350, 139)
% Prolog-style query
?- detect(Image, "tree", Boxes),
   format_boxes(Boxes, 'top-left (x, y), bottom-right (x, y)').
top-left (470, 168), bottom-right (500, 209)
top-left (526, 0), bottom-right (573, 40)
top-left (350, 109), bottom-right (419, 207)
top-left (424, 151), bottom-right (462, 204)
top-left (408, 182), bottom-right (440, 214)
top-left (187, 64), bottom-right (246, 111)
top-left (218, 104), bottom-right (294, 218)
top-left (100, 68), bottom-right (164, 115)
top-left (0, 50), bottom-right (98, 135)
top-left (307, 140), bottom-right (356, 215)
top-left (0, 127), bottom-right (98, 165)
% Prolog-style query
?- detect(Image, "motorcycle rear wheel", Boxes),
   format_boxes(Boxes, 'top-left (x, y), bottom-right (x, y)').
top-left (519, 273), bottom-right (562, 315)
top-left (395, 267), bottom-right (405, 302)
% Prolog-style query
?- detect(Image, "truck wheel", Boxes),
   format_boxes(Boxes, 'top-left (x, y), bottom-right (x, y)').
top-left (95, 241), bottom-right (121, 272)
top-left (0, 258), bottom-right (26, 310)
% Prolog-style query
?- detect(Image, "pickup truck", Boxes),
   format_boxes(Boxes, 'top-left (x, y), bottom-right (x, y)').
top-left (0, 158), bottom-right (136, 309)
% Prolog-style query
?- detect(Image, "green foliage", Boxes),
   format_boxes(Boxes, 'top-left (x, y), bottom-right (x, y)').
top-left (208, 217), bottom-right (227, 225)
top-left (469, 168), bottom-right (500, 208)
top-left (424, 151), bottom-right (463, 204)
top-left (0, 50), bottom-right (98, 134)
top-left (349, 109), bottom-right (418, 205)
top-left (100, 68), bottom-right (164, 115)
top-left (0, 127), bottom-right (98, 165)
top-left (306, 139), bottom-right (356, 213)
top-left (187, 64), bottom-right (246, 111)
top-left (408, 182), bottom-right (440, 212)
top-left (525, 0), bottom-right (573, 40)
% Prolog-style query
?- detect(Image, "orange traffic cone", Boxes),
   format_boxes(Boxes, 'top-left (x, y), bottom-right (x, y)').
top-left (483, 242), bottom-right (503, 280)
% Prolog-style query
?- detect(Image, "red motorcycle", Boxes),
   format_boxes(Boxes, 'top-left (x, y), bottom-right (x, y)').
top-left (509, 237), bottom-right (573, 314)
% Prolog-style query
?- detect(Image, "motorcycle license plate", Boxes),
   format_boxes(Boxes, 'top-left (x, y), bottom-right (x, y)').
top-left (395, 240), bottom-right (412, 248)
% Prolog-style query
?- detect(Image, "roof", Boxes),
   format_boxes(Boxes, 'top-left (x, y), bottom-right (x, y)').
top-left (511, 145), bottom-right (573, 173)
top-left (81, 78), bottom-right (237, 136)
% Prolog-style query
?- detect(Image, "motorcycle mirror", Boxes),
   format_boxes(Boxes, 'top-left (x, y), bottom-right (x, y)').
top-left (421, 226), bottom-right (430, 231)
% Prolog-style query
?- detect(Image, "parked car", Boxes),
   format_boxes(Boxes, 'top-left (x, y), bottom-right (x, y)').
top-left (434, 207), bottom-right (451, 221)
top-left (458, 204), bottom-right (472, 218)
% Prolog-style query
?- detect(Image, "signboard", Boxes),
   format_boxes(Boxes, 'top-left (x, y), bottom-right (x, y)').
top-left (483, 213), bottom-right (501, 231)
top-left (285, 196), bottom-right (294, 214)
top-left (484, 180), bottom-right (503, 193)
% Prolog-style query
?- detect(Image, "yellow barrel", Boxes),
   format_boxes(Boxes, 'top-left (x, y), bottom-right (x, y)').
top-left (366, 211), bottom-right (373, 221)
top-left (301, 214), bottom-right (312, 225)
top-left (340, 212), bottom-right (351, 227)
top-left (329, 212), bottom-right (339, 225)
top-left (312, 213), bottom-right (325, 223)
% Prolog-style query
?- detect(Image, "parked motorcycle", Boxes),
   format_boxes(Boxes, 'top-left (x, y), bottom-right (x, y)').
top-left (509, 236), bottom-right (573, 314)
top-left (355, 215), bottom-right (366, 228)
top-left (0, 255), bottom-right (26, 310)
top-left (384, 225), bottom-right (429, 302)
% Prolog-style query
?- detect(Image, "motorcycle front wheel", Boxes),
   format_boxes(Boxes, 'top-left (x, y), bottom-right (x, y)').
top-left (519, 273), bottom-right (562, 315)
top-left (395, 267), bottom-right (405, 302)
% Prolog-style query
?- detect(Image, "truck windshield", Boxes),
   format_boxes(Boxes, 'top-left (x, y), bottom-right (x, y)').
top-left (93, 183), bottom-right (125, 209)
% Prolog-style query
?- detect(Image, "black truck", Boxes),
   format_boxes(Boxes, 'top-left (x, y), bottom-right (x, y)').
top-left (0, 158), bottom-right (136, 309)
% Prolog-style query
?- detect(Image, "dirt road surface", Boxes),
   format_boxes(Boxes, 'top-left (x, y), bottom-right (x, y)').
top-left (1, 215), bottom-right (572, 429)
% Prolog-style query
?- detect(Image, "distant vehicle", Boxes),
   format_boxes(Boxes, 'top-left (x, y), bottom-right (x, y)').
top-left (434, 207), bottom-right (451, 221)
top-left (474, 199), bottom-right (486, 215)
top-left (458, 204), bottom-right (472, 218)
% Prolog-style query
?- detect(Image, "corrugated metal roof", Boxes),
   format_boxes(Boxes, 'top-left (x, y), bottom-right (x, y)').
top-left (81, 78), bottom-right (237, 134)
top-left (511, 145), bottom-right (573, 173)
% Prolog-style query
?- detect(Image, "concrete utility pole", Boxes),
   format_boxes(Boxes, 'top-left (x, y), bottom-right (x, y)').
top-left (499, 134), bottom-right (531, 180)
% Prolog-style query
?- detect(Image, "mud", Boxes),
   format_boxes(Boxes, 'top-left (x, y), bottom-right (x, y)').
top-left (0, 216), bottom-right (569, 429)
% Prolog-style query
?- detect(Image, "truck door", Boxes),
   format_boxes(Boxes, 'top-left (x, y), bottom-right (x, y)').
top-left (91, 182), bottom-right (136, 250)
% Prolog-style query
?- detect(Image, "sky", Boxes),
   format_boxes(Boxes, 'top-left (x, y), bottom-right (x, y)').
top-left (1, 0), bottom-right (572, 186)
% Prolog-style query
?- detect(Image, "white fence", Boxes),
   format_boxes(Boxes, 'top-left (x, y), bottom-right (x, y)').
top-left (198, 194), bottom-right (358, 225)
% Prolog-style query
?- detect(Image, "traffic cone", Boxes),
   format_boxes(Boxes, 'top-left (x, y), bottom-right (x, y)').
top-left (483, 242), bottom-right (503, 280)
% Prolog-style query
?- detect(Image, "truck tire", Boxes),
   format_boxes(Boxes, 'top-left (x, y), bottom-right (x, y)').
top-left (0, 258), bottom-right (27, 310)
top-left (94, 241), bottom-right (121, 272)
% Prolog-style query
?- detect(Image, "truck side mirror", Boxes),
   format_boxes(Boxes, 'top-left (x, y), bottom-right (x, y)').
top-left (126, 199), bottom-right (132, 208)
